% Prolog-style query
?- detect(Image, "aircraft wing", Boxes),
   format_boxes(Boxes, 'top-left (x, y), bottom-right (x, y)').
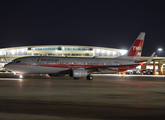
top-left (84, 64), bottom-right (140, 73)
top-left (85, 64), bottom-right (140, 70)
top-left (85, 52), bottom-right (155, 72)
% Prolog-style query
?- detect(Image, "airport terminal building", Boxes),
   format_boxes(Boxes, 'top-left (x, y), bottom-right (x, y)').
top-left (0, 45), bottom-right (165, 75)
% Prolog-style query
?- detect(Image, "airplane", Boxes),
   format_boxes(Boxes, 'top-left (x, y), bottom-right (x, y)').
top-left (4, 32), bottom-right (154, 80)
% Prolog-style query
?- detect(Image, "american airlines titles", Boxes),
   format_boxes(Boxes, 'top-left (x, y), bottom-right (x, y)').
top-left (40, 58), bottom-right (59, 62)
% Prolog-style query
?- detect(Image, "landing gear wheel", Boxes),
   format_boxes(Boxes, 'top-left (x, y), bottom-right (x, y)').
top-left (74, 77), bottom-right (79, 80)
top-left (86, 75), bottom-right (93, 80)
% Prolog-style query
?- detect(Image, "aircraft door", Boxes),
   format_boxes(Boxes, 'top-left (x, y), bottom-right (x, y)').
top-left (27, 59), bottom-right (33, 66)
top-left (26, 58), bottom-right (33, 73)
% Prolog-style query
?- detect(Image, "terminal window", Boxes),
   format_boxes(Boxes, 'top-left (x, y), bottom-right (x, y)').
top-left (61, 47), bottom-right (89, 51)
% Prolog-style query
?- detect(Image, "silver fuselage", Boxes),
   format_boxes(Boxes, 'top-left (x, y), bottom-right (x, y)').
top-left (5, 56), bottom-right (138, 74)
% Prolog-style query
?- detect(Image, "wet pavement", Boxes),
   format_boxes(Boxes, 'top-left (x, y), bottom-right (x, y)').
top-left (0, 73), bottom-right (165, 119)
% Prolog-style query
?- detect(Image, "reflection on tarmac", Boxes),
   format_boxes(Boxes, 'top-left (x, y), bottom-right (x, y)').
top-left (0, 73), bottom-right (165, 119)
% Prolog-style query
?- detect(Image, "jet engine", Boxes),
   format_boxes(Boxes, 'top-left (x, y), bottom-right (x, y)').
top-left (69, 69), bottom-right (87, 78)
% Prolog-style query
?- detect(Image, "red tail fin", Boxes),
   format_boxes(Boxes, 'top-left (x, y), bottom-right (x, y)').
top-left (117, 32), bottom-right (145, 60)
top-left (127, 32), bottom-right (145, 57)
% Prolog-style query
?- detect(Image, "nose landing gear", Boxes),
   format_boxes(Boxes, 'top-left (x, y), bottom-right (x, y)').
top-left (19, 74), bottom-right (23, 79)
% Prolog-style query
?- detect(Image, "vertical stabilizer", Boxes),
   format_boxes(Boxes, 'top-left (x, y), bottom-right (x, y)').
top-left (118, 32), bottom-right (145, 60)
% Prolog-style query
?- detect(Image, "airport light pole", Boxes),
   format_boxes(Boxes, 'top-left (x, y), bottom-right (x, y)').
top-left (158, 48), bottom-right (162, 57)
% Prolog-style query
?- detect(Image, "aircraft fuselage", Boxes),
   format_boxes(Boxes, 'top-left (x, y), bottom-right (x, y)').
top-left (5, 56), bottom-right (136, 74)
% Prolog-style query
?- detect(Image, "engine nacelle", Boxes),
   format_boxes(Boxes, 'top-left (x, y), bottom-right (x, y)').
top-left (69, 69), bottom-right (87, 78)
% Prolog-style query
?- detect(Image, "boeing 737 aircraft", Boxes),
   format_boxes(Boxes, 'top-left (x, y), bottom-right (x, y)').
top-left (4, 32), bottom-right (154, 80)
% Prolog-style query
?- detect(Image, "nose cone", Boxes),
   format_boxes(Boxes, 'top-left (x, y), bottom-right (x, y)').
top-left (4, 64), bottom-right (12, 70)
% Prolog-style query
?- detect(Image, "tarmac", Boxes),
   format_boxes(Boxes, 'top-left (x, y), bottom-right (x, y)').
top-left (0, 73), bottom-right (165, 120)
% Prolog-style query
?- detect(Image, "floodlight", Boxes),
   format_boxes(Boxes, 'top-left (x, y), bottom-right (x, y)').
top-left (158, 48), bottom-right (162, 51)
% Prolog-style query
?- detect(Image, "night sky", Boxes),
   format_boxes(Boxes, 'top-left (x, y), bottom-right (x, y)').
top-left (0, 0), bottom-right (165, 56)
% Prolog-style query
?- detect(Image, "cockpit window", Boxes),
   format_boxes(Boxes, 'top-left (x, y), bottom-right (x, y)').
top-left (12, 60), bottom-right (16, 63)
top-left (16, 61), bottom-right (20, 63)
top-left (12, 60), bottom-right (20, 63)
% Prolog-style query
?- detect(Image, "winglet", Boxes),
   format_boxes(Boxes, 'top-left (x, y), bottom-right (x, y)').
top-left (146, 52), bottom-right (155, 64)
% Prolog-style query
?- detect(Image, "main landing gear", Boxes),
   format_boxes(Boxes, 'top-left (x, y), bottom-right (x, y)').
top-left (86, 74), bottom-right (93, 80)
top-left (73, 75), bottom-right (93, 80)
